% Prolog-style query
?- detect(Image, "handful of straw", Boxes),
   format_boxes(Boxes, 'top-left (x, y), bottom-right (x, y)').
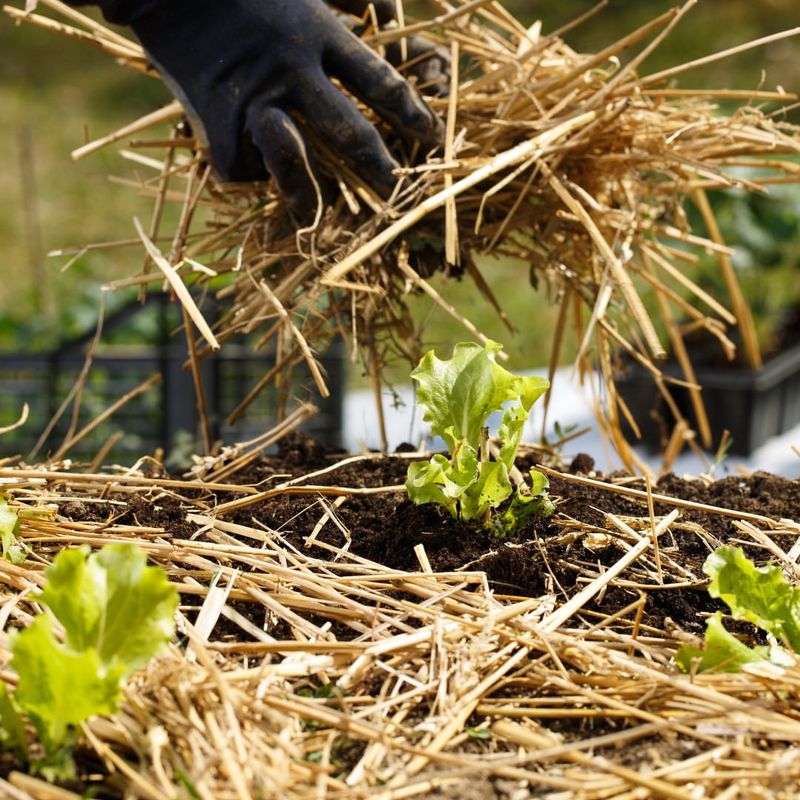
top-left (8, 0), bottom-right (800, 468)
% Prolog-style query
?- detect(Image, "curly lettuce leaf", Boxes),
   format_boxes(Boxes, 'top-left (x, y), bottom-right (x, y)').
top-left (12, 615), bottom-right (124, 747)
top-left (406, 446), bottom-right (512, 520)
top-left (705, 546), bottom-right (800, 653)
top-left (459, 461), bottom-right (512, 521)
top-left (406, 455), bottom-right (459, 518)
top-left (0, 681), bottom-right (28, 761)
top-left (676, 547), bottom-right (800, 674)
top-left (411, 341), bottom-right (547, 452)
top-left (495, 469), bottom-right (556, 536)
top-left (497, 378), bottom-right (549, 470)
top-left (440, 443), bottom-right (480, 501)
top-left (407, 341), bottom-right (550, 527)
top-left (529, 469), bottom-right (550, 498)
top-left (10, 544), bottom-right (178, 754)
top-left (39, 543), bottom-right (178, 671)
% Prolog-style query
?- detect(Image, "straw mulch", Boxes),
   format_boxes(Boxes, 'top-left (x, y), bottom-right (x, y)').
top-left (7, 0), bottom-right (800, 470)
top-left (2, 454), bottom-right (800, 799)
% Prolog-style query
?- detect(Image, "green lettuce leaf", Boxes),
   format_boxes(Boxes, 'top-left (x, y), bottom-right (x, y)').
top-left (0, 681), bottom-right (28, 761)
top-left (407, 341), bottom-right (550, 528)
top-left (497, 375), bottom-right (549, 470)
top-left (412, 341), bottom-right (525, 452)
top-left (705, 546), bottom-right (800, 653)
top-left (676, 612), bottom-right (773, 673)
top-left (496, 470), bottom-right (556, 536)
top-left (529, 469), bottom-right (550, 497)
top-left (10, 544), bottom-right (178, 752)
top-left (406, 446), bottom-right (509, 520)
top-left (39, 544), bottom-right (178, 671)
top-left (460, 461), bottom-right (512, 521)
top-left (440, 443), bottom-right (480, 501)
top-left (676, 547), bottom-right (800, 674)
top-left (406, 455), bottom-right (458, 518)
top-left (0, 499), bottom-right (24, 565)
top-left (12, 615), bottom-right (125, 747)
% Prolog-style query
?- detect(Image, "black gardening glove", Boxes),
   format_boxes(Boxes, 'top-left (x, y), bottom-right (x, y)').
top-left (335, 0), bottom-right (449, 96)
top-left (69, 0), bottom-right (446, 219)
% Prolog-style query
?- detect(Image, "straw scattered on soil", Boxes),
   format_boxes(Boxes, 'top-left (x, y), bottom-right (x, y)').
top-left (6, 0), bottom-right (800, 470)
top-left (1, 449), bottom-right (800, 799)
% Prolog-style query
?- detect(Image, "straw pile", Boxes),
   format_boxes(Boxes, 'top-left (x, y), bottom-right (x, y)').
top-left (2, 455), bottom-right (800, 799)
top-left (6, 0), bottom-right (800, 466)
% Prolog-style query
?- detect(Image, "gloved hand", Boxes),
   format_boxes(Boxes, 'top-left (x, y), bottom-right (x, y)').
top-left (335, 0), bottom-right (449, 96)
top-left (93, 0), bottom-right (445, 218)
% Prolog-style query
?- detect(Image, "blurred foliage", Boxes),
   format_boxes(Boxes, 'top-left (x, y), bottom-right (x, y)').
top-left (0, 9), bottom-right (172, 350)
top-left (690, 183), bottom-right (800, 356)
top-left (1, 1), bottom-right (798, 369)
top-left (504, 0), bottom-right (800, 91)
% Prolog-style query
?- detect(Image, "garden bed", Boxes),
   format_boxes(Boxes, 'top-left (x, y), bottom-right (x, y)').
top-left (5, 4), bottom-right (800, 798)
top-left (2, 441), bottom-right (799, 799)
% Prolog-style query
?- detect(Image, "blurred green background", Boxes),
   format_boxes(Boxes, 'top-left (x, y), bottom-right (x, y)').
top-left (1, 0), bottom-right (798, 368)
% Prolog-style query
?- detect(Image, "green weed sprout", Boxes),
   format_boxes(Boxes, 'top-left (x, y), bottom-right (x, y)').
top-left (405, 341), bottom-right (555, 533)
top-left (0, 543), bottom-right (178, 780)
top-left (676, 546), bottom-right (800, 674)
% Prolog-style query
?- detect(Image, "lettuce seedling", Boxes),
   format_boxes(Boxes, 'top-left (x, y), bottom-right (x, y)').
top-left (406, 341), bottom-right (554, 530)
top-left (1, 543), bottom-right (178, 779)
top-left (0, 498), bottom-right (25, 565)
top-left (676, 546), bottom-right (800, 673)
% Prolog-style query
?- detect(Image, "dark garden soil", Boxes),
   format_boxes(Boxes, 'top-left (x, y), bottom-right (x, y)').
top-left (62, 436), bottom-right (800, 641)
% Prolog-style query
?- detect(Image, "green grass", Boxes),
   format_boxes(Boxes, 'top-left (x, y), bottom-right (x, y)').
top-left (513, 0), bottom-right (800, 91)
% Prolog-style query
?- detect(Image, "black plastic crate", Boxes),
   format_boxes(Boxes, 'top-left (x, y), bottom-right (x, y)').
top-left (0, 295), bottom-right (345, 462)
top-left (617, 340), bottom-right (800, 456)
